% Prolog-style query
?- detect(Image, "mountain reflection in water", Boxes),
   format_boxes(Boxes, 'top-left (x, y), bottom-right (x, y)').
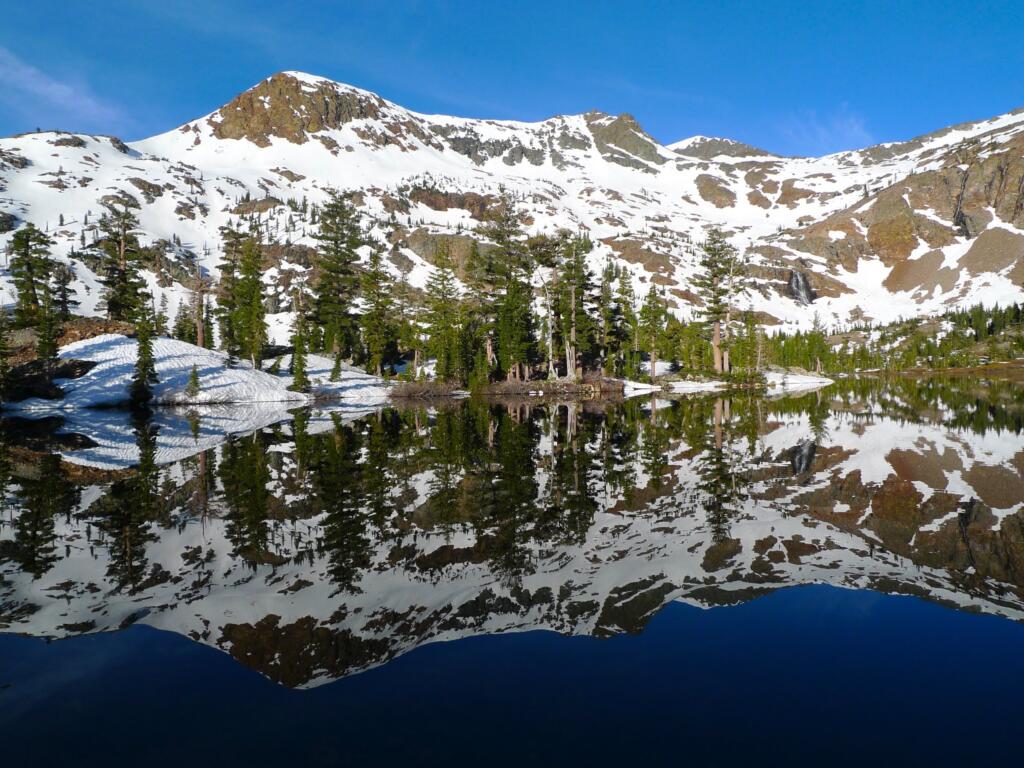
top-left (2, 377), bottom-right (1024, 688)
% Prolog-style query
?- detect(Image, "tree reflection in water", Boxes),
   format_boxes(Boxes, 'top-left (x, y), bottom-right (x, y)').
top-left (2, 376), bottom-right (1024, 685)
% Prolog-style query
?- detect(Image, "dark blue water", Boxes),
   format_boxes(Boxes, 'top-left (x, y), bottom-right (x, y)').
top-left (2, 584), bottom-right (1021, 767)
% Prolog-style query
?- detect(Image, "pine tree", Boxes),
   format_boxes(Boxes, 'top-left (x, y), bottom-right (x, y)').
top-left (0, 309), bottom-right (11, 400)
top-left (51, 262), bottom-right (79, 321)
top-left (314, 189), bottom-right (363, 357)
top-left (639, 286), bottom-right (666, 380)
top-left (231, 234), bottom-right (267, 369)
top-left (359, 248), bottom-right (395, 377)
top-left (185, 364), bottom-right (201, 399)
top-left (289, 296), bottom-right (310, 392)
top-left (154, 293), bottom-right (169, 336)
top-left (598, 260), bottom-right (621, 374)
top-left (394, 261), bottom-right (424, 378)
top-left (9, 223), bottom-right (54, 328)
top-left (215, 225), bottom-right (246, 360)
top-left (616, 271), bottom-right (640, 378)
top-left (692, 229), bottom-right (747, 374)
top-left (425, 241), bottom-right (463, 382)
top-left (172, 300), bottom-right (197, 343)
top-left (95, 203), bottom-right (146, 321)
top-left (130, 302), bottom-right (158, 407)
top-left (557, 235), bottom-right (595, 380)
top-left (478, 196), bottom-right (534, 381)
top-left (36, 290), bottom-right (60, 372)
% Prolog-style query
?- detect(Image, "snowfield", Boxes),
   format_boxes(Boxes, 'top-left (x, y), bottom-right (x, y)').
top-left (6, 334), bottom-right (392, 411)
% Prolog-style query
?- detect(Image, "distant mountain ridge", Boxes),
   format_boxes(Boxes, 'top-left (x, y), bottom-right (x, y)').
top-left (2, 70), bottom-right (1024, 340)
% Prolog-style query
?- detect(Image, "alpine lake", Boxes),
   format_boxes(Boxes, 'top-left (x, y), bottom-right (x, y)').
top-left (3, 372), bottom-right (1024, 766)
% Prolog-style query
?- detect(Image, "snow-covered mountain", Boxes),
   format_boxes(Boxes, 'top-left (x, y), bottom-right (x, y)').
top-left (2, 70), bottom-right (1024, 336)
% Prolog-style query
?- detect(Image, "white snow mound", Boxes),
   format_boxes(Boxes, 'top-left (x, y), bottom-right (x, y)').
top-left (9, 334), bottom-right (391, 410)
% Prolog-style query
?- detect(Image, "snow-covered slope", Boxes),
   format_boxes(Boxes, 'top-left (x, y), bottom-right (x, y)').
top-left (6, 334), bottom-right (391, 411)
top-left (2, 71), bottom-right (1024, 334)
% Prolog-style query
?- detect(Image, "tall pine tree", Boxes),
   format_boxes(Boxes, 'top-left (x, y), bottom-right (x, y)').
top-left (95, 203), bottom-right (146, 322)
top-left (557, 235), bottom-right (595, 380)
top-left (130, 302), bottom-right (158, 407)
top-left (359, 248), bottom-right (395, 377)
top-left (314, 190), bottom-right (363, 359)
top-left (425, 241), bottom-right (463, 382)
top-left (231, 234), bottom-right (268, 369)
top-left (9, 223), bottom-right (54, 328)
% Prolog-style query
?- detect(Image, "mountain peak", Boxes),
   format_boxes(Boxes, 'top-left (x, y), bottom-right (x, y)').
top-left (669, 135), bottom-right (779, 160)
top-left (204, 71), bottom-right (392, 147)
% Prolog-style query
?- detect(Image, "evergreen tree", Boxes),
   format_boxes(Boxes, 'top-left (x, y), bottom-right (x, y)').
top-left (0, 309), bottom-right (11, 400)
top-left (425, 241), bottom-right (463, 382)
top-left (479, 196), bottom-right (534, 381)
top-left (314, 189), bottom-right (363, 357)
top-left (95, 203), bottom-right (146, 321)
top-left (51, 262), bottom-right (79, 321)
top-left (130, 302), bottom-right (158, 407)
top-left (692, 229), bottom-right (747, 373)
top-left (616, 271), bottom-right (640, 378)
top-left (639, 286), bottom-right (667, 379)
top-left (231, 234), bottom-right (267, 369)
top-left (598, 260), bottom-right (622, 374)
top-left (289, 300), bottom-right (310, 392)
top-left (9, 223), bottom-right (54, 327)
top-left (172, 300), bottom-right (197, 343)
top-left (36, 290), bottom-right (60, 371)
top-left (154, 293), bottom-right (169, 336)
top-left (359, 248), bottom-right (396, 377)
top-left (394, 260), bottom-right (425, 378)
top-left (185, 364), bottom-right (201, 399)
top-left (557, 235), bottom-right (595, 380)
top-left (215, 226), bottom-right (246, 360)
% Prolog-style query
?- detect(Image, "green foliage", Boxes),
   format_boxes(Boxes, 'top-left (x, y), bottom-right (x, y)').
top-left (315, 189), bottom-right (363, 357)
top-left (359, 249), bottom-right (396, 376)
top-left (185, 364), bottom-right (201, 399)
top-left (215, 226), bottom-right (246, 359)
top-left (94, 204), bottom-right (147, 322)
top-left (231, 234), bottom-right (267, 368)
top-left (425, 241), bottom-right (464, 383)
top-left (289, 308), bottom-right (310, 392)
top-left (130, 302), bottom-right (159, 407)
top-left (0, 309), bottom-right (11, 400)
top-left (638, 286), bottom-right (667, 378)
top-left (9, 223), bottom-right (54, 328)
top-left (35, 290), bottom-right (60, 370)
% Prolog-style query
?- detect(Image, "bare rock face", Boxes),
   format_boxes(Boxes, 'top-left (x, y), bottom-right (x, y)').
top-left (208, 72), bottom-right (388, 147)
top-left (695, 174), bottom-right (736, 208)
top-left (585, 111), bottom-right (667, 171)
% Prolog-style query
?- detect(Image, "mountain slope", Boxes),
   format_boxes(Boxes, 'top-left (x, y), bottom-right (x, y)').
top-left (2, 71), bottom-right (1024, 338)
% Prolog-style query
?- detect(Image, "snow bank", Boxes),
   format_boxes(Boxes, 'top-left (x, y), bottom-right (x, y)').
top-left (765, 371), bottom-right (834, 394)
top-left (8, 334), bottom-right (392, 411)
top-left (281, 352), bottom-right (393, 403)
top-left (667, 372), bottom-right (834, 396)
top-left (623, 380), bottom-right (663, 398)
top-left (669, 379), bottom-right (728, 394)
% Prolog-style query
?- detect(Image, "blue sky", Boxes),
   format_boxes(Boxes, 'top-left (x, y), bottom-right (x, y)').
top-left (1, 1), bottom-right (1022, 156)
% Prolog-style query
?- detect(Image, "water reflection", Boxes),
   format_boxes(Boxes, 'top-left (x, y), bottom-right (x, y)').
top-left (2, 377), bottom-right (1024, 687)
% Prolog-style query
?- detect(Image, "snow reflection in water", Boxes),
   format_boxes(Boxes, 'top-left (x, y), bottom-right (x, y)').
top-left (2, 376), bottom-right (1024, 687)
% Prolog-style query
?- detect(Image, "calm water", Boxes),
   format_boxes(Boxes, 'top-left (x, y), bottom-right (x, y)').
top-left (2, 377), bottom-right (1024, 766)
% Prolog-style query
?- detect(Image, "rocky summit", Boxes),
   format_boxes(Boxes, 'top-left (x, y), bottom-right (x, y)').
top-left (2, 70), bottom-right (1024, 338)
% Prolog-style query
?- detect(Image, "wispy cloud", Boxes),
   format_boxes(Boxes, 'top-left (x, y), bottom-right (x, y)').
top-left (0, 46), bottom-right (128, 135)
top-left (775, 104), bottom-right (874, 156)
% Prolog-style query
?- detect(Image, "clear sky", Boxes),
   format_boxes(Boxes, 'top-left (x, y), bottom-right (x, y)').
top-left (2, 0), bottom-right (1022, 156)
